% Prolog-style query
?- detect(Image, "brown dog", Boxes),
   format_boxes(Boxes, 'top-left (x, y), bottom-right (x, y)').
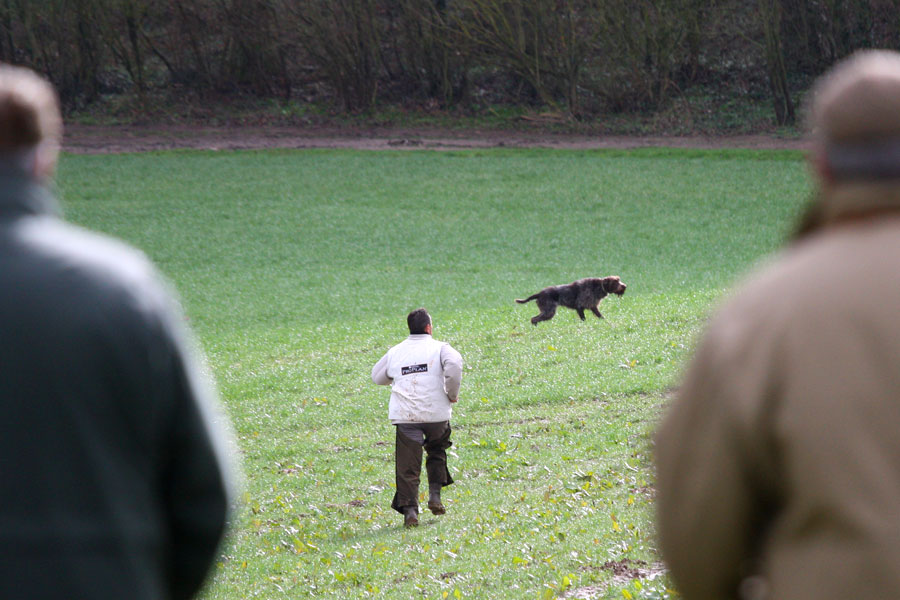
top-left (516, 276), bottom-right (627, 325)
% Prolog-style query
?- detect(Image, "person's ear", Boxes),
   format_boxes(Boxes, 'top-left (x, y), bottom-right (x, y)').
top-left (425, 323), bottom-right (433, 335)
top-left (32, 143), bottom-right (58, 180)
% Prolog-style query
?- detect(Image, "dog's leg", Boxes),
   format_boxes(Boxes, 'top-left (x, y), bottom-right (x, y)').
top-left (590, 307), bottom-right (604, 319)
top-left (576, 308), bottom-right (586, 321)
top-left (531, 303), bottom-right (556, 325)
top-left (531, 311), bottom-right (554, 325)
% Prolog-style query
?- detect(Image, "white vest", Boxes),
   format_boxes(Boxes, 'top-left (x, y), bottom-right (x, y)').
top-left (385, 335), bottom-right (452, 423)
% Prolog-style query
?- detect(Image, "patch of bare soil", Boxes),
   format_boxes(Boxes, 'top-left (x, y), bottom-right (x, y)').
top-left (62, 123), bottom-right (810, 154)
top-left (563, 559), bottom-right (668, 599)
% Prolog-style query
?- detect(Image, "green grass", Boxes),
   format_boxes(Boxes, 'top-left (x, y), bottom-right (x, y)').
top-left (57, 147), bottom-right (810, 599)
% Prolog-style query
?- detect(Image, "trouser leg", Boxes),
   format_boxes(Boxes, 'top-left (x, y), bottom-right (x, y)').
top-left (423, 421), bottom-right (454, 489)
top-left (391, 425), bottom-right (423, 514)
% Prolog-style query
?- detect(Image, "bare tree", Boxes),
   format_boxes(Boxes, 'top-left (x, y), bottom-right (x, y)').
top-left (99, 0), bottom-right (151, 98)
top-left (592, 0), bottom-right (701, 111)
top-left (294, 0), bottom-right (382, 112)
top-left (6, 0), bottom-right (108, 108)
top-left (454, 0), bottom-right (592, 114)
top-left (759, 0), bottom-right (795, 125)
top-left (383, 0), bottom-right (469, 106)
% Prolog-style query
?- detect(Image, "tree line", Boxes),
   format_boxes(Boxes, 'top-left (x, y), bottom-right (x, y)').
top-left (1, 0), bottom-right (898, 125)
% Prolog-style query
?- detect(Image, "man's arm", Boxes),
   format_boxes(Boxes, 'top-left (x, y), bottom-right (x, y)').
top-left (371, 352), bottom-right (392, 386)
top-left (150, 279), bottom-right (239, 600)
top-left (440, 344), bottom-right (463, 403)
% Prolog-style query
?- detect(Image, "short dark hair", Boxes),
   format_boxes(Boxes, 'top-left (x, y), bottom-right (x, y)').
top-left (407, 308), bottom-right (431, 334)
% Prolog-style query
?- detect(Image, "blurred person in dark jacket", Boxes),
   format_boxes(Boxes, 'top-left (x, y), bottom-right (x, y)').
top-left (656, 50), bottom-right (900, 600)
top-left (0, 64), bottom-right (238, 600)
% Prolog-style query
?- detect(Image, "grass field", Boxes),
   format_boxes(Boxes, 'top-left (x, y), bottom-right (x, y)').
top-left (57, 147), bottom-right (810, 599)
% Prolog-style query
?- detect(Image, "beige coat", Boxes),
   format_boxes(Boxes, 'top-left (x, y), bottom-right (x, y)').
top-left (656, 205), bottom-right (900, 599)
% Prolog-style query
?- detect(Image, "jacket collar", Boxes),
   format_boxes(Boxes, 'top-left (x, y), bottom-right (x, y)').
top-left (0, 167), bottom-right (60, 221)
top-left (407, 334), bottom-right (433, 341)
top-left (821, 181), bottom-right (900, 224)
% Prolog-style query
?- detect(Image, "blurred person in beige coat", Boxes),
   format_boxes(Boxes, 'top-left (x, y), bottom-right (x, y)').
top-left (655, 50), bottom-right (900, 600)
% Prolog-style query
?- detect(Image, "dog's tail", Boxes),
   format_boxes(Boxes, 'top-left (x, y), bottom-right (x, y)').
top-left (515, 294), bottom-right (539, 304)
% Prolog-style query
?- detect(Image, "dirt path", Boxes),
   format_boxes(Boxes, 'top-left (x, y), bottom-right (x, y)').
top-left (62, 124), bottom-right (810, 154)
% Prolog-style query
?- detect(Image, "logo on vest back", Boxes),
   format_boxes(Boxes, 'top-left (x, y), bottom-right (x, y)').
top-left (401, 363), bottom-right (428, 375)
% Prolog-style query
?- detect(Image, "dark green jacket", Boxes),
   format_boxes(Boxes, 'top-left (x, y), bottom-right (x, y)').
top-left (0, 170), bottom-right (236, 600)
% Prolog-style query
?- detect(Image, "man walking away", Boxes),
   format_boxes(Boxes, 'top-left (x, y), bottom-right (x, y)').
top-left (372, 308), bottom-right (463, 527)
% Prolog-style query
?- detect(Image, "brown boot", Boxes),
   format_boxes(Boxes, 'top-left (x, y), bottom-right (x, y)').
top-left (427, 488), bottom-right (445, 515)
top-left (403, 507), bottom-right (419, 528)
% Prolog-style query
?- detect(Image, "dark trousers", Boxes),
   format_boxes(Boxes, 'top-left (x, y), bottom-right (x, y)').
top-left (391, 421), bottom-right (454, 514)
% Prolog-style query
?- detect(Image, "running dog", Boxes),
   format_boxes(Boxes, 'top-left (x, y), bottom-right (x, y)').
top-left (516, 276), bottom-right (627, 325)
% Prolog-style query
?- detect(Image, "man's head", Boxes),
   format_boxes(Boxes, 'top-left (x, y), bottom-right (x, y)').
top-left (407, 308), bottom-right (432, 335)
top-left (805, 50), bottom-right (900, 224)
top-left (0, 65), bottom-right (62, 179)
